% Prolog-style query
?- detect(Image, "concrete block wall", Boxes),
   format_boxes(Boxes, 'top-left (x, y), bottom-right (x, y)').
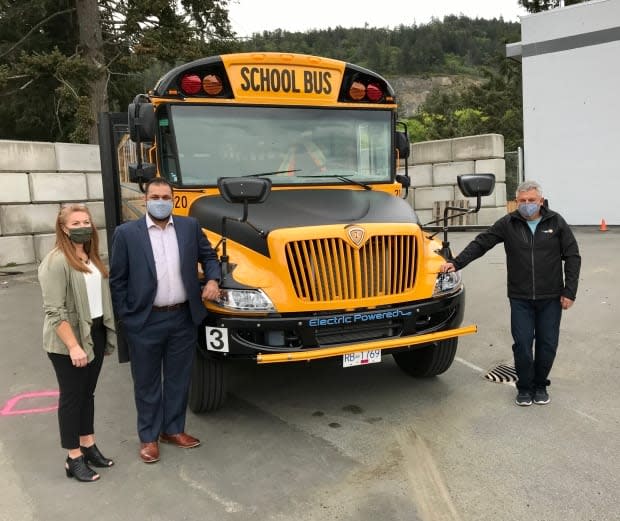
top-left (400, 134), bottom-right (507, 226)
top-left (0, 140), bottom-right (107, 266)
top-left (1, 134), bottom-right (506, 266)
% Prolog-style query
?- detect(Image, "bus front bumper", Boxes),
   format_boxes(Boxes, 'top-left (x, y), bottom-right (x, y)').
top-left (202, 289), bottom-right (471, 364)
top-left (256, 324), bottom-right (476, 364)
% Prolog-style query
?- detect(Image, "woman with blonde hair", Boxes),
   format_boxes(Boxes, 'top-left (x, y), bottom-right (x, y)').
top-left (38, 203), bottom-right (117, 482)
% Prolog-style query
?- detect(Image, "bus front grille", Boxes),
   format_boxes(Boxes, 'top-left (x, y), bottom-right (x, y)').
top-left (285, 235), bottom-right (417, 302)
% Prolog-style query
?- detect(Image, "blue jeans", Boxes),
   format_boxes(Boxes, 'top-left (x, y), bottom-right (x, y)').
top-left (509, 298), bottom-right (562, 393)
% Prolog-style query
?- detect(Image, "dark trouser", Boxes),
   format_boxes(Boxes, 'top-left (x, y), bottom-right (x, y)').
top-left (48, 317), bottom-right (106, 449)
top-left (125, 308), bottom-right (196, 443)
top-left (509, 298), bottom-right (562, 393)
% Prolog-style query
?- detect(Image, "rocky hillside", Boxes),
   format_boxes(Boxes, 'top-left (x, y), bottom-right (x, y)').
top-left (388, 75), bottom-right (483, 117)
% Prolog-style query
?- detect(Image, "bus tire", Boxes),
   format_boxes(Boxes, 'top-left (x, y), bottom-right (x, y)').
top-left (188, 350), bottom-right (227, 413)
top-left (392, 338), bottom-right (458, 377)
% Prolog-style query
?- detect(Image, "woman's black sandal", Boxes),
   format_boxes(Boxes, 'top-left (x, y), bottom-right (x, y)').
top-left (65, 455), bottom-right (100, 482)
top-left (80, 444), bottom-right (114, 468)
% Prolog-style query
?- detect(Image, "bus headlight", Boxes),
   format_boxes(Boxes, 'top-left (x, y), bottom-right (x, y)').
top-left (433, 271), bottom-right (462, 297)
top-left (216, 289), bottom-right (275, 312)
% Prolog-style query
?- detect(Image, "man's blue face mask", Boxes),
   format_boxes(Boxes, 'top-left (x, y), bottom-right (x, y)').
top-left (147, 199), bottom-right (173, 220)
top-left (518, 202), bottom-right (540, 219)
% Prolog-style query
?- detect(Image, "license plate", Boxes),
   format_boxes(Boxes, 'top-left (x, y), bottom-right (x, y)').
top-left (343, 349), bottom-right (381, 367)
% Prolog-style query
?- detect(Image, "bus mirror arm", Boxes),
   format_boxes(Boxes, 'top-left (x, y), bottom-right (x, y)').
top-left (396, 174), bottom-right (410, 199)
top-left (436, 199), bottom-right (482, 261)
top-left (424, 173), bottom-right (495, 259)
top-left (239, 200), bottom-right (267, 238)
top-left (395, 122), bottom-right (410, 199)
top-left (128, 95), bottom-right (156, 187)
top-left (218, 213), bottom-right (267, 280)
top-left (219, 216), bottom-right (231, 279)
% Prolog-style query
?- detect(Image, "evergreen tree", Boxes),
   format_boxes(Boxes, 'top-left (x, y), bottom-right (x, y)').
top-left (0, 0), bottom-right (235, 143)
top-left (1, 10), bottom-right (525, 147)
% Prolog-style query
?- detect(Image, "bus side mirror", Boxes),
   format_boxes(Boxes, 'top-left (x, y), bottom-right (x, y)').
top-left (127, 96), bottom-right (157, 185)
top-left (395, 174), bottom-right (410, 188)
top-left (128, 163), bottom-right (157, 184)
top-left (128, 101), bottom-right (156, 143)
top-left (218, 177), bottom-right (272, 206)
top-left (395, 131), bottom-right (410, 160)
top-left (457, 174), bottom-right (495, 198)
top-left (216, 177), bottom-right (272, 265)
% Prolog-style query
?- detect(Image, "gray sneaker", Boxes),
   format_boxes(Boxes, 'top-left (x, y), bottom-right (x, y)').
top-left (533, 388), bottom-right (550, 405)
top-left (515, 391), bottom-right (533, 406)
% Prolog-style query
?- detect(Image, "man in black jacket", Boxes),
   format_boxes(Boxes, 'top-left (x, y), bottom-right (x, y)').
top-left (440, 180), bottom-right (581, 406)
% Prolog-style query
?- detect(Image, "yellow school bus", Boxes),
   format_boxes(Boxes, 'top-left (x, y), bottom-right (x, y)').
top-left (99, 52), bottom-right (494, 411)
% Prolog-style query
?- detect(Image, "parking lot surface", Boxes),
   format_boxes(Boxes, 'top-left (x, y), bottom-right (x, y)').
top-left (1, 229), bottom-right (618, 521)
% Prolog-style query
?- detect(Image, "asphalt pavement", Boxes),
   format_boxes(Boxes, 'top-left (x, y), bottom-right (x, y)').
top-left (0, 228), bottom-right (618, 521)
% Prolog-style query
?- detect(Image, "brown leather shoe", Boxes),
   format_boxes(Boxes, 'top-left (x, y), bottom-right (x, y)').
top-left (139, 442), bottom-right (160, 463)
top-left (159, 432), bottom-right (201, 448)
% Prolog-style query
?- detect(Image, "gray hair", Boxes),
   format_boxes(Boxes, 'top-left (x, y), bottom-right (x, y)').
top-left (516, 180), bottom-right (543, 198)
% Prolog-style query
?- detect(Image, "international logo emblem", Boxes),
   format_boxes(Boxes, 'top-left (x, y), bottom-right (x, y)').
top-left (346, 226), bottom-right (365, 247)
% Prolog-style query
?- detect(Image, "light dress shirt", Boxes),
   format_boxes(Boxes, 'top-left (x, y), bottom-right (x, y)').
top-left (146, 213), bottom-right (188, 306)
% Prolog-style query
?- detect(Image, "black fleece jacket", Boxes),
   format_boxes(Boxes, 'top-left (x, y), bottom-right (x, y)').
top-left (452, 207), bottom-right (581, 300)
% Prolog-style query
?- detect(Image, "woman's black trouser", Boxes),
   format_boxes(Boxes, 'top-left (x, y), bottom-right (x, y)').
top-left (48, 317), bottom-right (106, 449)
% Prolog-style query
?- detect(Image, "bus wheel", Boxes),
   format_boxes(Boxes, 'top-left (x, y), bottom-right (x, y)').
top-left (392, 338), bottom-right (457, 377)
top-left (188, 350), bottom-right (227, 412)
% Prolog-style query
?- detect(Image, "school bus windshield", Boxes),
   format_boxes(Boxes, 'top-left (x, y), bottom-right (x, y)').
top-left (158, 105), bottom-right (392, 186)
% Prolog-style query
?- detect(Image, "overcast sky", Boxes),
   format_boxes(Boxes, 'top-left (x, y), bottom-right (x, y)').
top-left (228, 0), bottom-right (528, 38)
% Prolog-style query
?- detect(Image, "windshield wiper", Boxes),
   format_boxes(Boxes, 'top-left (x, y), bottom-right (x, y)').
top-left (242, 169), bottom-right (300, 177)
top-left (296, 174), bottom-right (372, 190)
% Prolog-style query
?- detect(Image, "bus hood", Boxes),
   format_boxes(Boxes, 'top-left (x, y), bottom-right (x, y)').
top-left (189, 188), bottom-right (418, 257)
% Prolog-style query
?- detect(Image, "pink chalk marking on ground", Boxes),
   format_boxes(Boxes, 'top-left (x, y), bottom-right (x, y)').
top-left (0, 390), bottom-right (59, 416)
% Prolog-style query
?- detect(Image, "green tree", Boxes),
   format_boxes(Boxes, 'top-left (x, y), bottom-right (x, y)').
top-left (0, 0), bottom-right (236, 143)
top-left (407, 56), bottom-right (523, 150)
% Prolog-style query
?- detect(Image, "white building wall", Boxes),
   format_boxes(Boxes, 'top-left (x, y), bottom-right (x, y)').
top-left (520, 0), bottom-right (620, 224)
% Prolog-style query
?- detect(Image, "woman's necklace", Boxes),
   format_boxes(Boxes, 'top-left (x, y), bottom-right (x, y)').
top-left (76, 251), bottom-right (89, 264)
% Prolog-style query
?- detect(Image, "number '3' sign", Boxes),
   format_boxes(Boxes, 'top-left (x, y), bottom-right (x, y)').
top-left (205, 326), bottom-right (229, 353)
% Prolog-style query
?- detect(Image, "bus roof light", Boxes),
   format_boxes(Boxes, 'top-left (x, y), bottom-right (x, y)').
top-left (203, 74), bottom-right (223, 96)
top-left (180, 74), bottom-right (202, 95)
top-left (366, 83), bottom-right (383, 102)
top-left (349, 81), bottom-right (366, 101)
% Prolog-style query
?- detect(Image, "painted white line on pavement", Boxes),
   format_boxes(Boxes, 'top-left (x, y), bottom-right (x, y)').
top-left (456, 357), bottom-right (516, 387)
top-left (455, 356), bottom-right (483, 373)
top-left (179, 466), bottom-right (244, 513)
top-left (573, 409), bottom-right (601, 423)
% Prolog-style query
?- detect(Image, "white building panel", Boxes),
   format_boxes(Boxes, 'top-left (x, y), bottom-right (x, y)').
top-left (512, 0), bottom-right (620, 224)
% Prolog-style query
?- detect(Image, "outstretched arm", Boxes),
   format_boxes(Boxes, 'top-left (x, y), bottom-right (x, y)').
top-left (448, 218), bottom-right (506, 271)
top-left (195, 220), bottom-right (221, 301)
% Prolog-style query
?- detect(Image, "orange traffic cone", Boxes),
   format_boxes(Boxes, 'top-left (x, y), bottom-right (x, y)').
top-left (600, 219), bottom-right (608, 231)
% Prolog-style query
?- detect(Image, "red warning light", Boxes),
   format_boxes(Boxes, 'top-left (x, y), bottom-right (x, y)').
top-left (180, 74), bottom-right (202, 95)
top-left (366, 83), bottom-right (383, 102)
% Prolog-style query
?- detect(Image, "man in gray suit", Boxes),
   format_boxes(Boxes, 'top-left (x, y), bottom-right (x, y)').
top-left (110, 178), bottom-right (220, 463)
